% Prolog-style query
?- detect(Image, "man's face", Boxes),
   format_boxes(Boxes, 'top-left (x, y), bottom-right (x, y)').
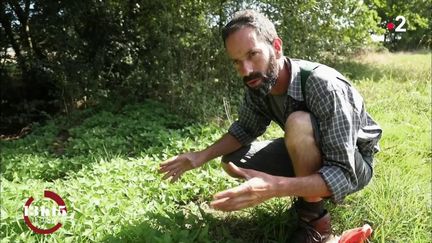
top-left (225, 27), bottom-right (279, 96)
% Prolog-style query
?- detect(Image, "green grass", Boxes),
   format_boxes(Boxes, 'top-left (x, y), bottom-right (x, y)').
top-left (1, 52), bottom-right (431, 242)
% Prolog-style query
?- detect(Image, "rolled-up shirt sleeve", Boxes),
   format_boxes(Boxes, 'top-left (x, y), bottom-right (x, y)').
top-left (228, 93), bottom-right (271, 146)
top-left (306, 74), bottom-right (363, 203)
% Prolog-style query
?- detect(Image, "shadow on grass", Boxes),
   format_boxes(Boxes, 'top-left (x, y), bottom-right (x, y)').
top-left (102, 206), bottom-right (298, 243)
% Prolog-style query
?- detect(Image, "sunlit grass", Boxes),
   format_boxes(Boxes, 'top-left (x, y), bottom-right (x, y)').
top-left (1, 52), bottom-right (430, 242)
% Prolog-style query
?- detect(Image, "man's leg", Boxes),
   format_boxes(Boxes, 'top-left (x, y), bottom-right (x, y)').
top-left (220, 110), bottom-right (322, 184)
top-left (284, 111), bottom-right (322, 202)
top-left (221, 138), bottom-right (295, 178)
top-left (285, 111), bottom-right (331, 242)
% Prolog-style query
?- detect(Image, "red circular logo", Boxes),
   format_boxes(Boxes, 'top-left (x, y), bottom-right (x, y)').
top-left (23, 190), bottom-right (67, 234)
top-left (386, 22), bottom-right (395, 31)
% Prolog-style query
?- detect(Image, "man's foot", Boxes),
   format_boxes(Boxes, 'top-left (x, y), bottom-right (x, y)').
top-left (290, 209), bottom-right (332, 243)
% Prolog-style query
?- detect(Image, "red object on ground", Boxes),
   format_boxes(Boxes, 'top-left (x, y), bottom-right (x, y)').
top-left (338, 224), bottom-right (373, 243)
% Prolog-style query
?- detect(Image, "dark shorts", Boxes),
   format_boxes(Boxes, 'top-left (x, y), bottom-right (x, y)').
top-left (221, 115), bottom-right (373, 193)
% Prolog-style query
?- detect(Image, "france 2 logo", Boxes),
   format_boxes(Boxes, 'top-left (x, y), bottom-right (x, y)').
top-left (386, 16), bottom-right (407, 33)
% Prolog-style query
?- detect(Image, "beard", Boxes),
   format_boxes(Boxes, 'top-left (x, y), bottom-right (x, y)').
top-left (242, 51), bottom-right (279, 97)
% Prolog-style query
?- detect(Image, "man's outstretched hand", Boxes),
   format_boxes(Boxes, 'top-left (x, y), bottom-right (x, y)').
top-left (159, 152), bottom-right (206, 183)
top-left (160, 155), bottom-right (280, 211)
top-left (210, 162), bottom-right (279, 212)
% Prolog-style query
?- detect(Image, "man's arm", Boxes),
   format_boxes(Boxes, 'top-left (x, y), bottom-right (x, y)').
top-left (211, 163), bottom-right (332, 211)
top-left (306, 71), bottom-right (365, 203)
top-left (274, 174), bottom-right (332, 198)
top-left (160, 92), bottom-right (270, 182)
top-left (159, 133), bottom-right (242, 182)
top-left (201, 133), bottom-right (242, 162)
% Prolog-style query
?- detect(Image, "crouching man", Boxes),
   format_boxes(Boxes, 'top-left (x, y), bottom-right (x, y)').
top-left (159, 10), bottom-right (382, 242)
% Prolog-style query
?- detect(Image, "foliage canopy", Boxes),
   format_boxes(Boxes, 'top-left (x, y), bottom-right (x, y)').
top-left (0, 0), bottom-right (427, 132)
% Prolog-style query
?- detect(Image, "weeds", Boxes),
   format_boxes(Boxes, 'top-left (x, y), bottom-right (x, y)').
top-left (1, 52), bottom-right (430, 242)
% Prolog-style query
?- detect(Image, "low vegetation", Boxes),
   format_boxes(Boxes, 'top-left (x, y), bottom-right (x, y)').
top-left (1, 52), bottom-right (430, 242)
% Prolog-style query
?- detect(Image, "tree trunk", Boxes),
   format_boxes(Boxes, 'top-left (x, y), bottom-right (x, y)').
top-left (0, 2), bottom-right (28, 75)
top-left (9, 0), bottom-right (32, 51)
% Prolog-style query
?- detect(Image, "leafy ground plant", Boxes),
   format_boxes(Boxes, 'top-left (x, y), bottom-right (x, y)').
top-left (0, 52), bottom-right (430, 242)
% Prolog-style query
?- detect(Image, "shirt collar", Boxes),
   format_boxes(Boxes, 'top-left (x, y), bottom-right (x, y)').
top-left (286, 57), bottom-right (304, 101)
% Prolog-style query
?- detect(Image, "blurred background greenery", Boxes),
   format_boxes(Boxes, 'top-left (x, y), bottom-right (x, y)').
top-left (1, 0), bottom-right (430, 135)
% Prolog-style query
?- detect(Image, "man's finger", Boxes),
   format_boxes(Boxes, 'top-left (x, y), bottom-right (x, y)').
top-left (228, 162), bottom-right (267, 179)
top-left (162, 168), bottom-right (181, 180)
top-left (170, 169), bottom-right (184, 183)
top-left (226, 162), bottom-right (249, 179)
top-left (210, 197), bottom-right (230, 208)
top-left (159, 161), bottom-right (181, 173)
top-left (226, 162), bottom-right (263, 180)
top-left (213, 182), bottom-right (251, 199)
top-left (160, 155), bottom-right (179, 167)
top-left (210, 195), bottom-right (254, 211)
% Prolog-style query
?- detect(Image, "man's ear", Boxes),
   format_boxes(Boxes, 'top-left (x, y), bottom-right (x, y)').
top-left (272, 37), bottom-right (283, 58)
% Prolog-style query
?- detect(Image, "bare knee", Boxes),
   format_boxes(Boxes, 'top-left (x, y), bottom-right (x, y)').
top-left (284, 111), bottom-right (322, 175)
top-left (285, 111), bottom-right (312, 130)
top-left (284, 111), bottom-right (314, 147)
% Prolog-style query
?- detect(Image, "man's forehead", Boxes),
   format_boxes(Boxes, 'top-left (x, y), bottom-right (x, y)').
top-left (225, 27), bottom-right (266, 59)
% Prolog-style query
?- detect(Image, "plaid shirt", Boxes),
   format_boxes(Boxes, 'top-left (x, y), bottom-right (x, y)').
top-left (228, 58), bottom-right (382, 203)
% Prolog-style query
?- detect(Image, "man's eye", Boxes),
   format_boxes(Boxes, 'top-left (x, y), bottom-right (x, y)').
top-left (249, 51), bottom-right (259, 58)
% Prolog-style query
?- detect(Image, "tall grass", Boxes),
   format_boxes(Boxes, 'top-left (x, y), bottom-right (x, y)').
top-left (0, 52), bottom-right (430, 242)
top-left (330, 51), bottom-right (431, 242)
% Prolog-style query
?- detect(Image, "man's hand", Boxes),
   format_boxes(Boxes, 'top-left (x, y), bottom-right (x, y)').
top-left (159, 152), bottom-right (206, 183)
top-left (210, 162), bottom-right (279, 211)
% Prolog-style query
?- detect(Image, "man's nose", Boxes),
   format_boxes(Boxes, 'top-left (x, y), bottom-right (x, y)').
top-left (238, 61), bottom-right (253, 77)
